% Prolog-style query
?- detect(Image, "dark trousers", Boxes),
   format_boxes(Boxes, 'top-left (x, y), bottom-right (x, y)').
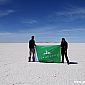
top-left (29, 48), bottom-right (35, 62)
top-left (61, 50), bottom-right (69, 63)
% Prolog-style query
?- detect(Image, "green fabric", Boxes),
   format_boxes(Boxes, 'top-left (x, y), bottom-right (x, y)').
top-left (36, 45), bottom-right (61, 63)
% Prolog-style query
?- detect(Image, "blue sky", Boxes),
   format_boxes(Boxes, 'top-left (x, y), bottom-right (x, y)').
top-left (0, 0), bottom-right (85, 42)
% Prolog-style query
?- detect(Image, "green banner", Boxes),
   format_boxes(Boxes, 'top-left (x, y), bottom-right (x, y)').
top-left (36, 45), bottom-right (61, 63)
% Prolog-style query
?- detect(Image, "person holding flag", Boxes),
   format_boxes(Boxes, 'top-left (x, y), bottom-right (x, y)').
top-left (29, 36), bottom-right (36, 62)
top-left (61, 38), bottom-right (69, 65)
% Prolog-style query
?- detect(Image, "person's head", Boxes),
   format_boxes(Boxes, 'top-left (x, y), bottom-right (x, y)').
top-left (62, 38), bottom-right (65, 42)
top-left (31, 36), bottom-right (34, 40)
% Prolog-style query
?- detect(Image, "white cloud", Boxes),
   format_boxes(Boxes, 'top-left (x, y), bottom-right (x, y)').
top-left (0, 32), bottom-right (12, 35)
top-left (0, 32), bottom-right (29, 43)
top-left (22, 19), bottom-right (38, 24)
top-left (0, 9), bottom-right (15, 17)
top-left (0, 27), bottom-right (85, 43)
top-left (45, 7), bottom-right (85, 23)
top-left (0, 0), bottom-right (7, 2)
top-left (59, 28), bottom-right (85, 32)
top-left (0, 0), bottom-right (9, 5)
top-left (56, 7), bottom-right (85, 18)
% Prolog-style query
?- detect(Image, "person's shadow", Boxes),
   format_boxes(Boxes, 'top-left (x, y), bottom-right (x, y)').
top-left (60, 61), bottom-right (78, 64)
top-left (69, 61), bottom-right (78, 64)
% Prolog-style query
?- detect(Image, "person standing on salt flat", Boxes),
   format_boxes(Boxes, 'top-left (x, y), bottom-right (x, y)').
top-left (29, 36), bottom-right (36, 62)
top-left (61, 38), bottom-right (69, 65)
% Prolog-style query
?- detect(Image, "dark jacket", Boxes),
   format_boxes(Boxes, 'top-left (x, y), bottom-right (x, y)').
top-left (61, 41), bottom-right (68, 51)
top-left (29, 39), bottom-right (36, 49)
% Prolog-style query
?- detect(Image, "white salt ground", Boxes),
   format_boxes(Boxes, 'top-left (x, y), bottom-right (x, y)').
top-left (0, 43), bottom-right (85, 85)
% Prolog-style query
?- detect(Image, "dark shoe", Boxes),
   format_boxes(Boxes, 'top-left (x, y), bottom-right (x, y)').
top-left (67, 62), bottom-right (70, 65)
top-left (32, 57), bottom-right (35, 62)
top-left (61, 61), bottom-right (64, 63)
top-left (29, 57), bottom-right (31, 62)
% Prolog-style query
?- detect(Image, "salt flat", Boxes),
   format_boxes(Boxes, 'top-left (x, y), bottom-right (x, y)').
top-left (0, 43), bottom-right (85, 85)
